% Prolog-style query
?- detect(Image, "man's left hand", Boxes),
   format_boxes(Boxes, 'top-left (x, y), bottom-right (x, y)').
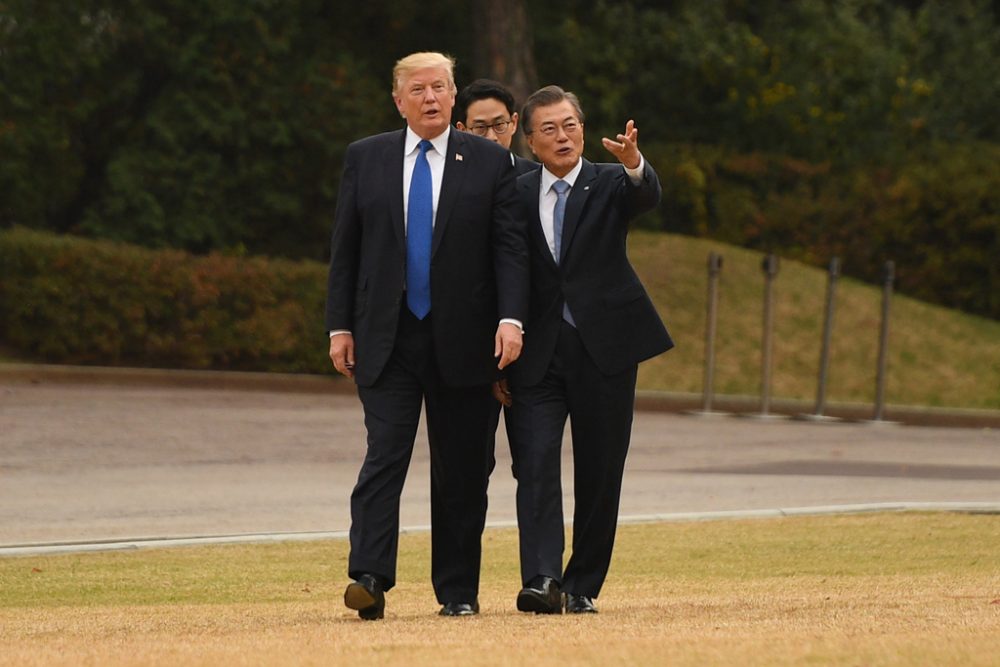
top-left (602, 119), bottom-right (641, 169)
top-left (495, 322), bottom-right (523, 370)
top-left (491, 378), bottom-right (513, 407)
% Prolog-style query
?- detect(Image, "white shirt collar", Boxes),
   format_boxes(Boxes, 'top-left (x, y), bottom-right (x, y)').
top-left (405, 125), bottom-right (450, 157)
top-left (540, 158), bottom-right (583, 194)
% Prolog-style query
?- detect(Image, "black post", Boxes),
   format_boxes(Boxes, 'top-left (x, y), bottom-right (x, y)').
top-left (872, 260), bottom-right (895, 422)
top-left (758, 254), bottom-right (780, 417)
top-left (812, 257), bottom-right (840, 418)
top-left (692, 252), bottom-right (726, 416)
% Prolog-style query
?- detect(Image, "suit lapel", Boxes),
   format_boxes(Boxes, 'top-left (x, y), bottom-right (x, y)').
top-left (386, 130), bottom-right (406, 251)
top-left (559, 159), bottom-right (596, 265)
top-left (520, 171), bottom-right (558, 271)
top-left (432, 131), bottom-right (466, 257)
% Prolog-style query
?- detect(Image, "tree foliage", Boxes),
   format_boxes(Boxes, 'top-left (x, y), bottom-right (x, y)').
top-left (0, 0), bottom-right (465, 257)
top-left (1, 0), bottom-right (997, 318)
top-left (532, 0), bottom-right (998, 162)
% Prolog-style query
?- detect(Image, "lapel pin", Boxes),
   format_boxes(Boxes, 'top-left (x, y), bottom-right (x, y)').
top-left (455, 153), bottom-right (463, 161)
top-left (584, 185), bottom-right (590, 190)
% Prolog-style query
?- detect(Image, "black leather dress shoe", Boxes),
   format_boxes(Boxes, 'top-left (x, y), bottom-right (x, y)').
top-left (439, 601), bottom-right (480, 616)
top-left (516, 575), bottom-right (562, 614)
top-left (344, 573), bottom-right (385, 620)
top-left (564, 593), bottom-right (598, 614)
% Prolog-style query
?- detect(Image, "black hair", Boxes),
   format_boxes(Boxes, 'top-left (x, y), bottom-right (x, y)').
top-left (453, 79), bottom-right (517, 125)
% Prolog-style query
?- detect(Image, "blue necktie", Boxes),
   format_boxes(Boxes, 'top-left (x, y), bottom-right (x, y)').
top-left (551, 179), bottom-right (576, 326)
top-left (552, 179), bottom-right (570, 263)
top-left (406, 140), bottom-right (433, 319)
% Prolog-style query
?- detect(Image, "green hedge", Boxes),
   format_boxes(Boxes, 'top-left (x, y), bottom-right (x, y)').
top-left (0, 228), bottom-right (331, 373)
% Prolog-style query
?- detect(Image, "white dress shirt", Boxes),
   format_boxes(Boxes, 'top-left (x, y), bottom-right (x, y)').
top-left (538, 155), bottom-right (645, 261)
top-left (402, 126), bottom-right (448, 234)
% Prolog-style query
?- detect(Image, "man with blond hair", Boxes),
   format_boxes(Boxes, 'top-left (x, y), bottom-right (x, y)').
top-left (325, 52), bottom-right (529, 619)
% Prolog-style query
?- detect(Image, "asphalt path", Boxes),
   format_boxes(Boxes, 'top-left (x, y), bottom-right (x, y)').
top-left (2, 376), bottom-right (999, 555)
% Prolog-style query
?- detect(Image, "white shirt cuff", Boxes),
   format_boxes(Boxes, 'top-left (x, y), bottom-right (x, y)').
top-left (624, 154), bottom-right (645, 184)
top-left (499, 318), bottom-right (524, 333)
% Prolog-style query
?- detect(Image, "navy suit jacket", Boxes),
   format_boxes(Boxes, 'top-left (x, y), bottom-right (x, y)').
top-left (325, 128), bottom-right (529, 388)
top-left (509, 158), bottom-right (673, 387)
top-left (512, 154), bottom-right (539, 176)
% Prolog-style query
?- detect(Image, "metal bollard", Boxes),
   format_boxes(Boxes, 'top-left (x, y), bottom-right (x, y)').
top-left (798, 258), bottom-right (841, 422)
top-left (871, 260), bottom-right (896, 424)
top-left (689, 252), bottom-right (727, 417)
top-left (754, 254), bottom-right (785, 419)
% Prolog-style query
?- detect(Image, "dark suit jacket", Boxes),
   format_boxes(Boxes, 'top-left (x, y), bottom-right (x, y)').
top-left (325, 128), bottom-right (529, 388)
top-left (512, 154), bottom-right (539, 176)
top-left (509, 158), bottom-right (673, 388)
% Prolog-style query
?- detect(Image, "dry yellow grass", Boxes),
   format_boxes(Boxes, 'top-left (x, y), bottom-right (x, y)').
top-left (2, 513), bottom-right (998, 666)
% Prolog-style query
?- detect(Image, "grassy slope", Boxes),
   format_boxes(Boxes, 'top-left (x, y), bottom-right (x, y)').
top-left (1, 230), bottom-right (996, 409)
top-left (630, 231), bottom-right (1000, 409)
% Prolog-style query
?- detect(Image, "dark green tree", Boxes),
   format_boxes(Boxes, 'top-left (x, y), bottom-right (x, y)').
top-left (1, 0), bottom-right (997, 317)
top-left (0, 0), bottom-right (469, 259)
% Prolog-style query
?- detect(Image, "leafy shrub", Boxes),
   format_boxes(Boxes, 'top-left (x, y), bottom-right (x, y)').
top-left (0, 228), bottom-right (331, 372)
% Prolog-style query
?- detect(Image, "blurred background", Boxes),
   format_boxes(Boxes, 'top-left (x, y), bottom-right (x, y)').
top-left (1, 0), bottom-right (997, 406)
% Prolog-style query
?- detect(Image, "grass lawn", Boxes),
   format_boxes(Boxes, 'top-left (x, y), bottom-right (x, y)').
top-left (1, 512), bottom-right (998, 666)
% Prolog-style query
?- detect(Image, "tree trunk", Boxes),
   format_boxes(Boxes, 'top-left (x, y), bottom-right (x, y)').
top-left (472, 0), bottom-right (538, 155)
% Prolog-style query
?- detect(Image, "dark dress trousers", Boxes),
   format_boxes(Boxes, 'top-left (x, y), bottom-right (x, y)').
top-left (507, 158), bottom-right (673, 598)
top-left (325, 127), bottom-right (528, 604)
top-left (488, 152), bottom-right (539, 476)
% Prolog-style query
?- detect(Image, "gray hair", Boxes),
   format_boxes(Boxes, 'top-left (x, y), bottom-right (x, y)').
top-left (521, 85), bottom-right (585, 135)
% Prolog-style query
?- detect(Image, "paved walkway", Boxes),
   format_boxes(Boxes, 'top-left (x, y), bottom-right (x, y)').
top-left (2, 372), bottom-right (998, 555)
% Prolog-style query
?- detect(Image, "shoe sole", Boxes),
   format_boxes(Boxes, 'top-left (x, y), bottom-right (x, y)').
top-left (516, 591), bottom-right (562, 614)
top-left (344, 582), bottom-right (376, 611)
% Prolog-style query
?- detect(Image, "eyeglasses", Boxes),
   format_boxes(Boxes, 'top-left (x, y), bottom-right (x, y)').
top-left (533, 120), bottom-right (581, 137)
top-left (469, 119), bottom-right (513, 136)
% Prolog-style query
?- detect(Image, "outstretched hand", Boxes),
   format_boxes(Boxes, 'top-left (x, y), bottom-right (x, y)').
top-left (601, 119), bottom-right (641, 170)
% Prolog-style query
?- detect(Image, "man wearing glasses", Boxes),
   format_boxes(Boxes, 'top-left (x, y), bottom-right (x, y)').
top-left (455, 79), bottom-right (538, 176)
top-left (505, 85), bottom-right (673, 615)
top-left (453, 79), bottom-right (538, 485)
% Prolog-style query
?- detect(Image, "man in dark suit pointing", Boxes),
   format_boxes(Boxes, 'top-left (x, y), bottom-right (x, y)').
top-left (325, 52), bottom-right (529, 619)
top-left (507, 85), bottom-right (673, 615)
